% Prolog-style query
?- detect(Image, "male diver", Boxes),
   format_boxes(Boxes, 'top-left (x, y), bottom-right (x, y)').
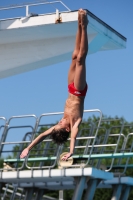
top-left (20, 9), bottom-right (88, 161)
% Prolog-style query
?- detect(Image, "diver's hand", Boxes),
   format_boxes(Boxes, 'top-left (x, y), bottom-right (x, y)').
top-left (61, 152), bottom-right (72, 161)
top-left (20, 148), bottom-right (29, 158)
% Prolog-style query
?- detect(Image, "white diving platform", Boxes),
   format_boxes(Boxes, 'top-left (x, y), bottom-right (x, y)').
top-left (0, 9), bottom-right (126, 79)
top-left (0, 167), bottom-right (113, 189)
top-left (0, 167), bottom-right (113, 200)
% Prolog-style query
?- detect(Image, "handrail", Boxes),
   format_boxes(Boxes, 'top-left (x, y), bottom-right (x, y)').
top-left (0, 111), bottom-right (132, 174)
top-left (122, 133), bottom-right (133, 174)
top-left (0, 117), bottom-right (7, 141)
top-left (4, 152), bottom-right (133, 163)
top-left (0, 0), bottom-right (71, 19)
top-left (0, 1), bottom-right (70, 11)
top-left (7, 114), bottom-right (37, 124)
top-left (0, 117), bottom-right (7, 122)
top-left (1, 131), bottom-right (128, 172)
top-left (0, 115), bottom-right (38, 169)
top-left (84, 109), bottom-right (103, 167)
top-left (1, 114), bottom-right (38, 143)
top-left (105, 121), bottom-right (125, 172)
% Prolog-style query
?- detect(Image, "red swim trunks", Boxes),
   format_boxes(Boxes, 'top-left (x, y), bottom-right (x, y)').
top-left (68, 82), bottom-right (88, 97)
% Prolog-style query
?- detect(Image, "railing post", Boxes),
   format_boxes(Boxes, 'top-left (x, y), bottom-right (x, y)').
top-left (26, 5), bottom-right (29, 17)
top-left (0, 1), bottom-right (71, 20)
top-left (0, 122), bottom-right (9, 156)
top-left (59, 190), bottom-right (64, 200)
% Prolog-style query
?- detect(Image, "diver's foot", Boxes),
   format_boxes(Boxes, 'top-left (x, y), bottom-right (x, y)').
top-left (78, 9), bottom-right (82, 26)
top-left (80, 9), bottom-right (88, 28)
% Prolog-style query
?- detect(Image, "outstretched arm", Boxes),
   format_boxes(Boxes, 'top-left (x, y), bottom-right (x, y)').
top-left (20, 126), bottom-right (55, 158)
top-left (62, 118), bottom-right (81, 160)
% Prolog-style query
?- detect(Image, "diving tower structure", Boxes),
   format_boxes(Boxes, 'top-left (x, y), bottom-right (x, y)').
top-left (1, 110), bottom-right (133, 200)
top-left (0, 1), bottom-right (129, 200)
top-left (0, 1), bottom-right (126, 79)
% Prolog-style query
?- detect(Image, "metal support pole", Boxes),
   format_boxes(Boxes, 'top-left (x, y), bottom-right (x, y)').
top-left (10, 186), bottom-right (18, 200)
top-left (0, 183), bottom-right (2, 196)
top-left (0, 123), bottom-right (9, 156)
top-left (120, 185), bottom-right (131, 200)
top-left (111, 185), bottom-right (123, 200)
top-left (72, 177), bottom-right (86, 200)
top-left (84, 179), bottom-right (101, 200)
top-left (24, 188), bottom-right (34, 200)
top-left (35, 189), bottom-right (44, 200)
top-left (59, 190), bottom-right (64, 200)
top-left (26, 5), bottom-right (29, 17)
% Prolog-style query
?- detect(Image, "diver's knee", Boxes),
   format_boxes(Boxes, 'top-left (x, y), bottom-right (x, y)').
top-left (77, 53), bottom-right (86, 64)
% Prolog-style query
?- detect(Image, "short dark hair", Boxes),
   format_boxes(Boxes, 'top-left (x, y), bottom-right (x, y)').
top-left (51, 128), bottom-right (70, 145)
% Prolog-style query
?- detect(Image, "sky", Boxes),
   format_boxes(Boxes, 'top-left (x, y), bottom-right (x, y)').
top-left (0, 0), bottom-right (133, 126)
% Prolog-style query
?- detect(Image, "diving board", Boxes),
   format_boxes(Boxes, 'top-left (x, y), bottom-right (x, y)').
top-left (0, 167), bottom-right (113, 188)
top-left (0, 9), bottom-right (126, 79)
top-left (0, 167), bottom-right (113, 199)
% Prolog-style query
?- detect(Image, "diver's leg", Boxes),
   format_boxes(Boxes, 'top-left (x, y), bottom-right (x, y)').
top-left (68, 10), bottom-right (82, 85)
top-left (74, 10), bottom-right (88, 90)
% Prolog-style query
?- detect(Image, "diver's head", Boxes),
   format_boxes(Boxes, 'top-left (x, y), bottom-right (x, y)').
top-left (51, 118), bottom-right (70, 145)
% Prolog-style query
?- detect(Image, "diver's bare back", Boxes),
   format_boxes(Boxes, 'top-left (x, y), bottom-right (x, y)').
top-left (64, 93), bottom-right (84, 125)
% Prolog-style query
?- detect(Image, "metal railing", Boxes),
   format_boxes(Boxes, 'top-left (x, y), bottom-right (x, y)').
top-left (0, 111), bottom-right (133, 174)
top-left (0, 0), bottom-right (71, 20)
top-left (0, 117), bottom-right (7, 144)
top-left (2, 184), bottom-right (25, 200)
top-left (122, 132), bottom-right (133, 174)
top-left (1, 114), bottom-right (133, 200)
top-left (0, 114), bottom-right (38, 171)
top-left (25, 109), bottom-right (102, 169)
top-left (0, 109), bottom-right (102, 170)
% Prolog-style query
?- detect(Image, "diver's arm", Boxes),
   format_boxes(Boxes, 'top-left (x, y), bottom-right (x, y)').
top-left (20, 126), bottom-right (55, 158)
top-left (62, 118), bottom-right (81, 160)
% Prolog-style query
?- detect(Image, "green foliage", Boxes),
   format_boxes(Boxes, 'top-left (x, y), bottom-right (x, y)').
top-left (93, 188), bottom-right (113, 200)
